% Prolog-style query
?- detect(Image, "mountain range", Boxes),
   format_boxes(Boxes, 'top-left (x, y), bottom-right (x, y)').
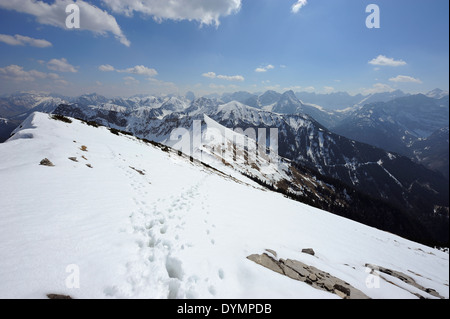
top-left (1, 89), bottom-right (448, 245)
top-left (332, 94), bottom-right (449, 179)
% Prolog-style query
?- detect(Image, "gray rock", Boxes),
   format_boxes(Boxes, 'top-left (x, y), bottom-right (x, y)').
top-left (322, 280), bottom-right (335, 292)
top-left (47, 294), bottom-right (72, 299)
top-left (40, 158), bottom-right (54, 167)
top-left (301, 248), bottom-right (315, 256)
top-left (334, 289), bottom-right (348, 299)
top-left (247, 254), bottom-right (283, 275)
top-left (280, 263), bottom-right (300, 281)
top-left (308, 273), bottom-right (318, 282)
top-left (348, 288), bottom-right (372, 300)
top-left (248, 253), bottom-right (371, 299)
top-left (425, 288), bottom-right (440, 298)
top-left (334, 284), bottom-right (351, 297)
top-left (365, 263), bottom-right (445, 299)
top-left (284, 259), bottom-right (310, 278)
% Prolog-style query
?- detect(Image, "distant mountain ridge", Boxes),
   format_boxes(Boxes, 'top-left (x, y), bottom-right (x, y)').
top-left (332, 94), bottom-right (449, 179)
top-left (1, 89), bottom-right (448, 179)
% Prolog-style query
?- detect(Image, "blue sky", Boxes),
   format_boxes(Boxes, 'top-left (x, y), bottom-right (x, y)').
top-left (0, 0), bottom-right (448, 97)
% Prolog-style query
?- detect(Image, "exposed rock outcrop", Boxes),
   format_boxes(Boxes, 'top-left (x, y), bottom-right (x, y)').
top-left (40, 158), bottom-right (54, 167)
top-left (247, 251), bottom-right (370, 299)
top-left (365, 263), bottom-right (445, 299)
top-left (47, 294), bottom-right (72, 299)
top-left (301, 248), bottom-right (315, 256)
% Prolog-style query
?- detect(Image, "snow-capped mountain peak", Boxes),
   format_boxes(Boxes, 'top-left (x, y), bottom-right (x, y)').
top-left (427, 88), bottom-right (449, 99)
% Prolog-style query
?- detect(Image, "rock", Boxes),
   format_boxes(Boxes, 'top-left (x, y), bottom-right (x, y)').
top-left (279, 263), bottom-right (300, 281)
top-left (130, 166), bottom-right (145, 175)
top-left (247, 254), bottom-right (283, 275)
top-left (308, 273), bottom-right (318, 282)
top-left (40, 158), bottom-right (54, 167)
top-left (68, 157), bottom-right (78, 162)
top-left (265, 249), bottom-right (277, 258)
top-left (334, 289), bottom-right (348, 299)
top-left (334, 284), bottom-right (351, 297)
top-left (425, 288), bottom-right (441, 298)
top-left (322, 280), bottom-right (335, 292)
top-left (348, 288), bottom-right (372, 300)
top-left (47, 294), bottom-right (72, 299)
top-left (301, 248), bottom-right (315, 256)
top-left (248, 252), bottom-right (371, 299)
top-left (247, 254), bottom-right (260, 263)
top-left (365, 263), bottom-right (445, 299)
top-left (284, 259), bottom-right (310, 278)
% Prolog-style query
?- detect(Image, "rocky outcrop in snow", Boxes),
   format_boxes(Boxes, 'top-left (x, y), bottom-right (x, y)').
top-left (247, 251), bottom-right (370, 299)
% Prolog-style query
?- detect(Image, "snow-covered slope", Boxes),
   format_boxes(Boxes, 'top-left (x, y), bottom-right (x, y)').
top-left (0, 112), bottom-right (448, 299)
top-left (53, 100), bottom-right (450, 246)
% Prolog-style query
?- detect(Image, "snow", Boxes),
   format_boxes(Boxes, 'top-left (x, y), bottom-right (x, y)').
top-left (165, 115), bottom-right (289, 187)
top-left (0, 112), bottom-right (448, 299)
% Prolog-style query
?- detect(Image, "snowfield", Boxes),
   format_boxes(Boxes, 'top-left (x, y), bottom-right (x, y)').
top-left (0, 112), bottom-right (448, 299)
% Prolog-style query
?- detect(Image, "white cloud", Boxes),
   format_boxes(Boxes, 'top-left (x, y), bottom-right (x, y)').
top-left (98, 64), bottom-right (116, 72)
top-left (369, 55), bottom-right (407, 67)
top-left (102, 0), bottom-right (242, 26)
top-left (255, 64), bottom-right (275, 73)
top-left (217, 74), bottom-right (244, 82)
top-left (202, 71), bottom-right (244, 82)
top-left (98, 64), bottom-right (158, 77)
top-left (202, 72), bottom-right (217, 79)
top-left (303, 86), bottom-right (315, 93)
top-left (118, 65), bottom-right (158, 77)
top-left (0, 34), bottom-right (52, 47)
top-left (362, 83), bottom-right (395, 95)
top-left (0, 0), bottom-right (130, 46)
top-left (124, 76), bottom-right (139, 85)
top-left (389, 75), bottom-right (422, 84)
top-left (0, 64), bottom-right (62, 82)
top-left (291, 0), bottom-right (308, 13)
top-left (47, 58), bottom-right (78, 73)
